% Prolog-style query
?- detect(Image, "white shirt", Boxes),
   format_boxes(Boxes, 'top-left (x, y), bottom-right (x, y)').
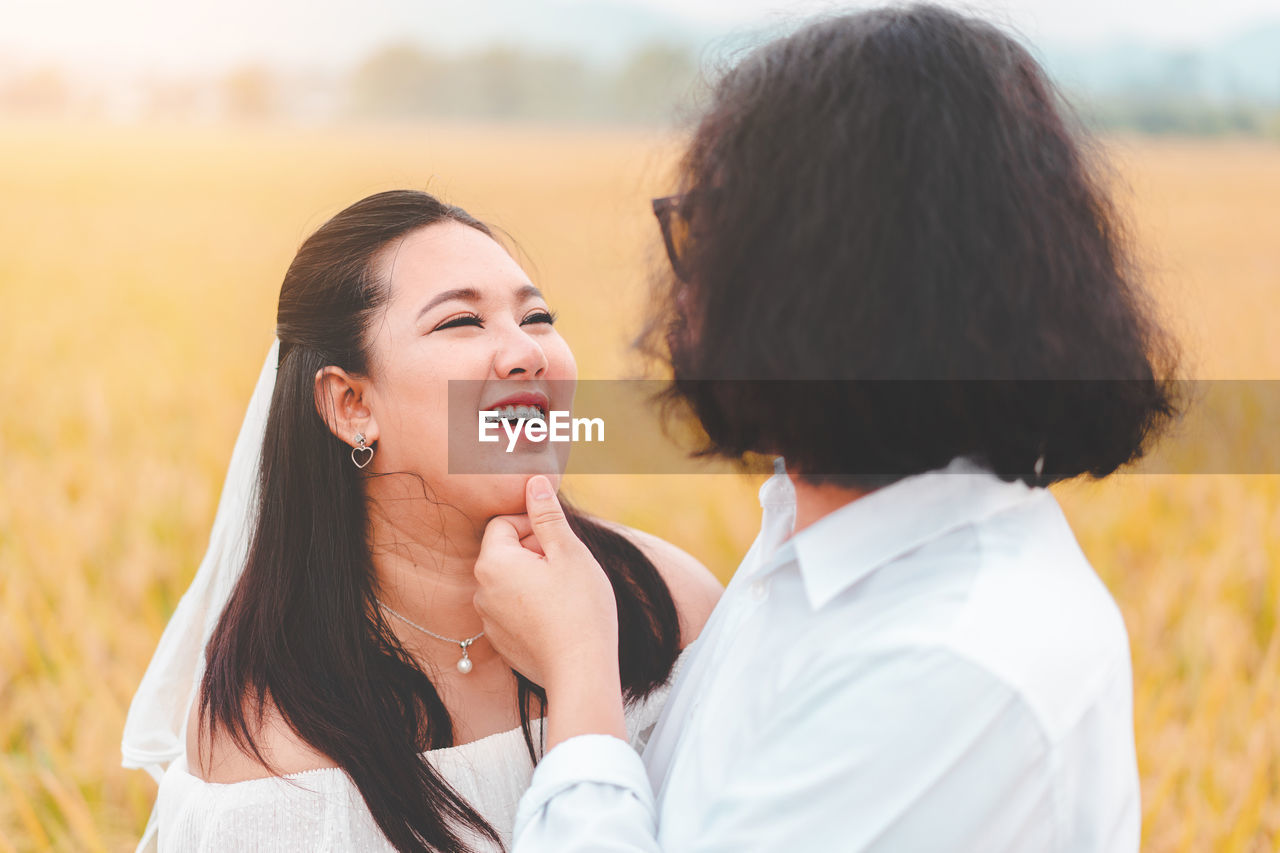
top-left (512, 458), bottom-right (1141, 852)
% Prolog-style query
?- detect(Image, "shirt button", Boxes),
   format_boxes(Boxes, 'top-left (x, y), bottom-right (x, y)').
top-left (750, 579), bottom-right (769, 601)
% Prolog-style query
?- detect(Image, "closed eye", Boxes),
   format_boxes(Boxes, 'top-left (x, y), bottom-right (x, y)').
top-left (433, 313), bottom-right (483, 331)
top-left (522, 310), bottom-right (558, 326)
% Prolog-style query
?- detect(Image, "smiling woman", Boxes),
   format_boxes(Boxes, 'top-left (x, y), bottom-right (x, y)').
top-left (121, 189), bottom-right (723, 852)
top-left (313, 221), bottom-right (576, 519)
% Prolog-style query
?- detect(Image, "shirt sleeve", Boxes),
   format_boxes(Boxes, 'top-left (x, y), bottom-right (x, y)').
top-left (512, 734), bottom-right (661, 852)
top-left (512, 647), bottom-right (1058, 852)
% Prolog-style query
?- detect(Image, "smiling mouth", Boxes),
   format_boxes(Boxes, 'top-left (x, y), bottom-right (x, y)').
top-left (482, 404), bottom-right (548, 425)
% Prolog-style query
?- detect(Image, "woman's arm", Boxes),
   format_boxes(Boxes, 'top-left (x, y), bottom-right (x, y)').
top-left (474, 479), bottom-right (722, 754)
top-left (474, 476), bottom-right (630, 750)
top-left (510, 647), bottom-right (1059, 852)
top-left (187, 695), bottom-right (336, 782)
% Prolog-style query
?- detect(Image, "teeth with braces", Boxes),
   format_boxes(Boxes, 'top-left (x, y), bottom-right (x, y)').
top-left (484, 404), bottom-right (547, 423)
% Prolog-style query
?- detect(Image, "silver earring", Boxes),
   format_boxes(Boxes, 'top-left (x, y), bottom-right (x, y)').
top-left (351, 432), bottom-right (374, 469)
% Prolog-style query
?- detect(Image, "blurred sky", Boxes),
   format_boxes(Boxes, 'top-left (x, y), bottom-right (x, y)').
top-left (8, 0), bottom-right (1280, 75)
top-left (638, 0), bottom-right (1280, 41)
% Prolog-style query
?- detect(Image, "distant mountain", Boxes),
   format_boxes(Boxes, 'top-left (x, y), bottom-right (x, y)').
top-left (10, 0), bottom-right (1278, 106)
top-left (1214, 23), bottom-right (1280, 102)
top-left (1040, 21), bottom-right (1280, 104)
top-left (238, 4), bottom-right (1280, 105)
top-left (6, 0), bottom-right (1278, 132)
top-left (19, 0), bottom-right (721, 73)
top-left (407, 0), bottom-right (717, 64)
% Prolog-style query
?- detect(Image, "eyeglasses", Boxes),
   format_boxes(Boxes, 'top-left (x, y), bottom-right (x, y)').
top-left (652, 194), bottom-right (691, 281)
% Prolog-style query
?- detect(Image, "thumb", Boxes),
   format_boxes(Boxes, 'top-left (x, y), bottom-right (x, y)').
top-left (525, 475), bottom-right (578, 556)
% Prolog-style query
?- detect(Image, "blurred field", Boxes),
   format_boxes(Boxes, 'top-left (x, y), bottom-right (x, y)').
top-left (0, 121), bottom-right (1277, 851)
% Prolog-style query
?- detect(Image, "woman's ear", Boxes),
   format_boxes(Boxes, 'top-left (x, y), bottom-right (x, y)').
top-left (314, 366), bottom-right (379, 448)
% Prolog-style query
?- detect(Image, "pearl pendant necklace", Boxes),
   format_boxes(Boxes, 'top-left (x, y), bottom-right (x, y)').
top-left (377, 600), bottom-right (484, 674)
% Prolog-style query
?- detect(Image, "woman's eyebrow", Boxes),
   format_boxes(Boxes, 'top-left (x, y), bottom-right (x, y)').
top-left (516, 283), bottom-right (544, 302)
top-left (417, 284), bottom-right (545, 322)
top-left (417, 287), bottom-right (481, 321)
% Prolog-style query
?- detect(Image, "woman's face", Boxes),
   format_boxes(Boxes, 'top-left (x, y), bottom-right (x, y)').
top-left (360, 220), bottom-right (577, 524)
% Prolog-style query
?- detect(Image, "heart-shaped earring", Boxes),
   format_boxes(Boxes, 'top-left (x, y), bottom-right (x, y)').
top-left (351, 432), bottom-right (375, 469)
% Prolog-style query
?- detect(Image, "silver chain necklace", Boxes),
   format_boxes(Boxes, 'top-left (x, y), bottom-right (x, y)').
top-left (377, 599), bottom-right (484, 675)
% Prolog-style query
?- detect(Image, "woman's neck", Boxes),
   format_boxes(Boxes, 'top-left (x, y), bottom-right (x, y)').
top-left (363, 495), bottom-right (500, 668)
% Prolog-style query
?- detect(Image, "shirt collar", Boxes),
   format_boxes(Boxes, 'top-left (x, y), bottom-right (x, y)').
top-left (758, 457), bottom-right (1041, 611)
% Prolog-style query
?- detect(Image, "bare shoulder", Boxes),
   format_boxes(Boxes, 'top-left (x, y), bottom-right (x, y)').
top-left (186, 692), bottom-right (337, 783)
top-left (606, 521), bottom-right (724, 648)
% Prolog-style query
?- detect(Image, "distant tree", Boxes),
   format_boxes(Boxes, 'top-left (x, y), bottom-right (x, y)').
top-left (345, 39), bottom-right (695, 124)
top-left (224, 65), bottom-right (275, 120)
top-left (144, 77), bottom-right (206, 121)
top-left (455, 46), bottom-right (595, 120)
top-left (347, 43), bottom-right (447, 118)
top-left (0, 67), bottom-right (70, 117)
top-left (1164, 51), bottom-right (1203, 99)
top-left (610, 43), bottom-right (698, 123)
top-left (1077, 92), bottom-right (1276, 137)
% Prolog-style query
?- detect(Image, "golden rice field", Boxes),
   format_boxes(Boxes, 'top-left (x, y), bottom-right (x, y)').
top-left (0, 121), bottom-right (1277, 851)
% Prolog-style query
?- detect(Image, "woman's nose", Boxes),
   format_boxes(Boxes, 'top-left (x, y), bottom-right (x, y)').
top-left (493, 324), bottom-right (549, 378)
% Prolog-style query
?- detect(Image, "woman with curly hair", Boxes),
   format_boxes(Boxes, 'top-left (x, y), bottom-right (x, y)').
top-left (474, 5), bottom-right (1177, 851)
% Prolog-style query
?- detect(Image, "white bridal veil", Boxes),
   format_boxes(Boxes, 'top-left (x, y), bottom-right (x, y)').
top-left (121, 340), bottom-right (278, 811)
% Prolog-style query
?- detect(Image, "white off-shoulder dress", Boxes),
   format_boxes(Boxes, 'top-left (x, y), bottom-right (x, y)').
top-left (151, 669), bottom-right (677, 852)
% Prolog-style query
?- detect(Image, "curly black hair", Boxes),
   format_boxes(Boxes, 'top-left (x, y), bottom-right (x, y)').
top-left (641, 4), bottom-right (1179, 487)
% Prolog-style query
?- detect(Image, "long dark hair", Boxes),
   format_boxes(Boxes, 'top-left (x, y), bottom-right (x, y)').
top-left (199, 190), bottom-right (680, 851)
top-left (641, 4), bottom-right (1178, 487)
